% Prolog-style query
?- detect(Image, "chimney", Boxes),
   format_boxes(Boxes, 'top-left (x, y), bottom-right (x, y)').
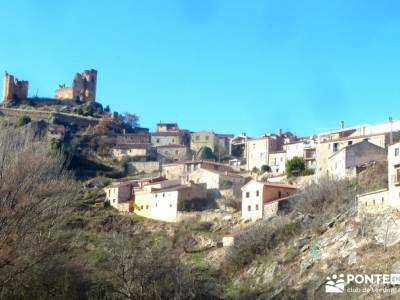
top-left (340, 121), bottom-right (345, 129)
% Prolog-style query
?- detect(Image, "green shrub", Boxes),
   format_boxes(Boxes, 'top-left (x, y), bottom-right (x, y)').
top-left (17, 115), bottom-right (31, 127)
top-left (286, 156), bottom-right (305, 177)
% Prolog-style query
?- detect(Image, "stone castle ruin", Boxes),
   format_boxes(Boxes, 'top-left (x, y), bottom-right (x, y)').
top-left (55, 69), bottom-right (97, 103)
top-left (2, 72), bottom-right (29, 106)
top-left (1, 69), bottom-right (97, 107)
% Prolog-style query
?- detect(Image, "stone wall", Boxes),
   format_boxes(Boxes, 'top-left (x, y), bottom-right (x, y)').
top-left (0, 108), bottom-right (99, 128)
top-left (127, 161), bottom-right (160, 174)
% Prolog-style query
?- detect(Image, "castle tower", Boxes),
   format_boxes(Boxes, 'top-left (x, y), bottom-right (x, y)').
top-left (72, 69), bottom-right (97, 102)
top-left (2, 72), bottom-right (29, 106)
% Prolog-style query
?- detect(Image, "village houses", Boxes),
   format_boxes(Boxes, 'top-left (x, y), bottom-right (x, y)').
top-left (357, 140), bottom-right (400, 214)
top-left (328, 140), bottom-right (387, 179)
top-left (315, 120), bottom-right (400, 178)
top-left (104, 176), bottom-right (207, 222)
top-left (241, 180), bottom-right (297, 221)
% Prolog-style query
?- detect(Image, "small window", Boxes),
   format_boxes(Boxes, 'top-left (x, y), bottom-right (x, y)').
top-left (246, 192), bottom-right (250, 198)
top-left (247, 205), bottom-right (251, 212)
top-left (256, 190), bottom-right (259, 197)
top-left (373, 199), bottom-right (375, 205)
top-left (278, 191), bottom-right (282, 198)
top-left (382, 197), bottom-right (384, 203)
top-left (156, 138), bottom-right (160, 143)
top-left (169, 204), bottom-right (172, 208)
top-left (140, 205), bottom-right (143, 209)
top-left (205, 136), bottom-right (209, 141)
top-left (172, 139), bottom-right (175, 143)
top-left (163, 193), bottom-right (165, 197)
top-left (146, 205), bottom-right (149, 209)
top-left (175, 150), bottom-right (179, 155)
top-left (395, 148), bottom-right (400, 157)
top-left (255, 204), bottom-right (259, 211)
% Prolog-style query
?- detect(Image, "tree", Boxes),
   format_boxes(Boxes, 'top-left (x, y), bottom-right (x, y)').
top-left (123, 112), bottom-right (139, 129)
top-left (17, 115), bottom-right (31, 127)
top-left (285, 156), bottom-right (305, 177)
top-left (261, 165), bottom-right (271, 174)
top-left (0, 126), bottom-right (77, 296)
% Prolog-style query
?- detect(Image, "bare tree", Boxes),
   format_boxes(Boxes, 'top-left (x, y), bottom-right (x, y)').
top-left (0, 126), bottom-right (78, 297)
top-left (123, 113), bottom-right (139, 129)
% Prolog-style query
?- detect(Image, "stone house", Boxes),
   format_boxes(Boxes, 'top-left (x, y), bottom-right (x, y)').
top-left (104, 180), bottom-right (136, 212)
top-left (161, 160), bottom-right (234, 181)
top-left (356, 141), bottom-right (400, 214)
top-left (327, 140), bottom-right (387, 179)
top-left (245, 135), bottom-right (280, 171)
top-left (388, 141), bottom-right (400, 208)
top-left (117, 132), bottom-right (151, 145)
top-left (241, 180), bottom-right (297, 221)
top-left (112, 144), bottom-right (152, 160)
top-left (190, 131), bottom-right (219, 153)
top-left (316, 120), bottom-right (400, 178)
top-left (268, 151), bottom-right (287, 176)
top-left (151, 122), bottom-right (190, 147)
top-left (357, 189), bottom-right (389, 215)
top-left (133, 181), bottom-right (207, 222)
top-left (156, 144), bottom-right (191, 163)
top-left (188, 168), bottom-right (247, 198)
top-left (105, 176), bottom-right (208, 222)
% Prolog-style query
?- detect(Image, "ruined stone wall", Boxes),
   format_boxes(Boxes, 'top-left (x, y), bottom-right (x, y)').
top-left (55, 69), bottom-right (97, 103)
top-left (2, 72), bottom-right (28, 105)
top-left (55, 85), bottom-right (73, 100)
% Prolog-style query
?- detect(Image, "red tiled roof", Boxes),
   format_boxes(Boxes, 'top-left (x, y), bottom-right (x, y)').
top-left (262, 182), bottom-right (297, 189)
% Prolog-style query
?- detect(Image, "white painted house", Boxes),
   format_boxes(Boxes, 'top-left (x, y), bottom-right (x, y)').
top-left (241, 180), bottom-right (297, 221)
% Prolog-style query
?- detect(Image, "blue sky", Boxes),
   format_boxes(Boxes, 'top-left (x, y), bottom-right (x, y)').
top-left (1, 0), bottom-right (400, 136)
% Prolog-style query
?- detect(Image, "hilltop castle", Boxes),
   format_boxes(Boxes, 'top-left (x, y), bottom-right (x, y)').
top-left (55, 69), bottom-right (97, 102)
top-left (2, 69), bottom-right (97, 107)
top-left (2, 72), bottom-right (29, 106)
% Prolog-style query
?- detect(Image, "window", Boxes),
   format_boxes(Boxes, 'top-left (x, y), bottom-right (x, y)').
top-left (246, 192), bottom-right (250, 198)
top-left (205, 136), bottom-right (209, 141)
top-left (256, 190), bottom-right (259, 196)
top-left (156, 138), bottom-right (160, 143)
top-left (163, 193), bottom-right (165, 197)
top-left (175, 150), bottom-right (179, 155)
top-left (373, 199), bottom-right (375, 205)
top-left (140, 205), bottom-right (143, 209)
top-left (278, 191), bottom-right (282, 198)
top-left (169, 204), bottom-right (172, 207)
top-left (196, 136), bottom-right (200, 141)
top-left (395, 148), bottom-right (400, 157)
top-left (247, 205), bottom-right (251, 211)
top-left (255, 204), bottom-right (259, 210)
top-left (382, 197), bottom-right (384, 203)
top-left (146, 205), bottom-right (149, 209)
top-left (348, 141), bottom-right (353, 146)
top-left (333, 143), bottom-right (339, 152)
